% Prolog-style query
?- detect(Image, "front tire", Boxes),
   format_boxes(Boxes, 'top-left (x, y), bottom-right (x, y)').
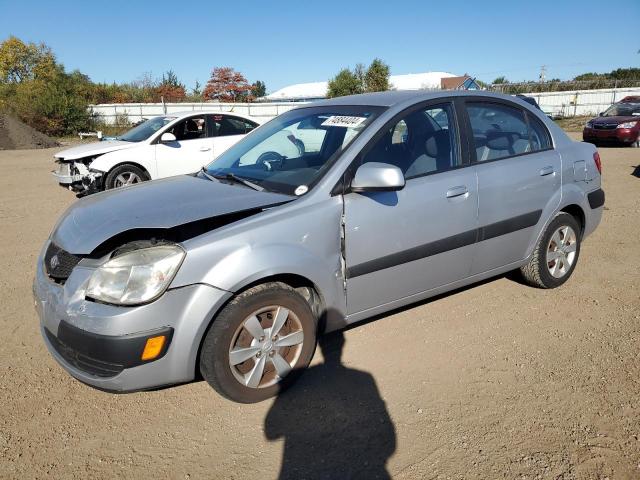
top-left (199, 282), bottom-right (317, 403)
top-left (104, 164), bottom-right (149, 190)
top-left (520, 212), bottom-right (581, 289)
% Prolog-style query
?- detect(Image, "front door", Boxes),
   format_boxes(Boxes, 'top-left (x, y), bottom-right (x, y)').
top-left (155, 115), bottom-right (214, 178)
top-left (343, 102), bottom-right (479, 315)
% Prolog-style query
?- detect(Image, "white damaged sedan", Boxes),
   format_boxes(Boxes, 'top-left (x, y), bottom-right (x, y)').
top-left (53, 111), bottom-right (260, 195)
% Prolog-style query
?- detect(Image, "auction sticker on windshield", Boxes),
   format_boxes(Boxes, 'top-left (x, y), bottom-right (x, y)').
top-left (321, 115), bottom-right (367, 128)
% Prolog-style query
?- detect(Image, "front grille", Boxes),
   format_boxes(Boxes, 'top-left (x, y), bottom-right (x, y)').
top-left (44, 243), bottom-right (81, 283)
top-left (593, 123), bottom-right (618, 130)
top-left (45, 328), bottom-right (124, 378)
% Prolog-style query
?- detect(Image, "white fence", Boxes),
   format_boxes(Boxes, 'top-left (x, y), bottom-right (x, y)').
top-left (521, 87), bottom-right (640, 118)
top-left (89, 102), bottom-right (307, 125)
top-left (89, 86), bottom-right (640, 124)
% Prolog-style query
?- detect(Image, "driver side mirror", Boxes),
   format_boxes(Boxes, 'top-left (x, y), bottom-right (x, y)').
top-left (351, 162), bottom-right (405, 192)
top-left (160, 132), bottom-right (177, 143)
top-left (598, 112), bottom-right (604, 117)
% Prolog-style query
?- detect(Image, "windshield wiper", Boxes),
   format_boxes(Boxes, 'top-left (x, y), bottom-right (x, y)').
top-left (200, 168), bottom-right (264, 192)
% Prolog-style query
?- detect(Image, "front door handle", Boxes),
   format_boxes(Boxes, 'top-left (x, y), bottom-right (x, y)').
top-left (199, 147), bottom-right (212, 152)
top-left (539, 165), bottom-right (555, 176)
top-left (446, 185), bottom-right (469, 198)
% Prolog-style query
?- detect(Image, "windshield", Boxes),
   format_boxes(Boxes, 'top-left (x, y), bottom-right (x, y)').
top-left (204, 105), bottom-right (384, 195)
top-left (602, 103), bottom-right (640, 117)
top-left (118, 116), bottom-right (177, 142)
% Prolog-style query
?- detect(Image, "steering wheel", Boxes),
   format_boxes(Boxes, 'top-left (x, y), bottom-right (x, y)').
top-left (256, 151), bottom-right (285, 171)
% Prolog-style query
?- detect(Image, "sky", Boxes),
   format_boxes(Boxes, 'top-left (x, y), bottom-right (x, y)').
top-left (1, 0), bottom-right (638, 93)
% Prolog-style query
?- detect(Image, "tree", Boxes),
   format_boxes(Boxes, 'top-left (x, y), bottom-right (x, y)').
top-left (0, 36), bottom-right (57, 83)
top-left (364, 58), bottom-right (390, 92)
top-left (354, 63), bottom-right (366, 90)
top-left (327, 68), bottom-right (362, 98)
top-left (192, 80), bottom-right (201, 96)
top-left (327, 59), bottom-right (391, 98)
top-left (203, 67), bottom-right (252, 102)
top-left (251, 80), bottom-right (266, 98)
top-left (156, 69), bottom-right (185, 101)
top-left (492, 76), bottom-right (509, 84)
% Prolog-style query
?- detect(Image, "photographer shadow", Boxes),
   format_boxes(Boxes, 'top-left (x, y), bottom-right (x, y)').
top-left (265, 331), bottom-right (396, 480)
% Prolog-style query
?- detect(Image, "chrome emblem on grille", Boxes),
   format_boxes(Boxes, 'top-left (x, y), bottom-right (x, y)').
top-left (50, 254), bottom-right (60, 270)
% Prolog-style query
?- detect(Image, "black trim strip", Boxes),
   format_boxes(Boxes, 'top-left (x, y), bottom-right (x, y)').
top-left (49, 320), bottom-right (174, 377)
top-left (587, 189), bottom-right (605, 209)
top-left (346, 210), bottom-right (542, 279)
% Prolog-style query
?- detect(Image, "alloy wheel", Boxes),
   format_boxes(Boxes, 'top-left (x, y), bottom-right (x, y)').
top-left (228, 305), bottom-right (304, 389)
top-left (114, 171), bottom-right (141, 187)
top-left (546, 225), bottom-right (577, 278)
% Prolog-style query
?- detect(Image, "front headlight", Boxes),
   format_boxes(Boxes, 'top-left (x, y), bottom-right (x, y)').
top-left (585, 121), bottom-right (593, 128)
top-left (86, 245), bottom-right (185, 305)
top-left (617, 121), bottom-right (638, 129)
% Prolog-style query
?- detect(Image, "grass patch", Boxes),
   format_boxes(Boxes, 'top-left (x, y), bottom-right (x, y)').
top-left (554, 116), bottom-right (590, 132)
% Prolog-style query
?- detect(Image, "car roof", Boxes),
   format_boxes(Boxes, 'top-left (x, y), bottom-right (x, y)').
top-left (308, 89), bottom-right (527, 108)
top-left (162, 110), bottom-right (256, 120)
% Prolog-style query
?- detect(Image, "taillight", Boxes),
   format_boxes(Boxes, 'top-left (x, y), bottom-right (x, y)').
top-left (593, 151), bottom-right (602, 175)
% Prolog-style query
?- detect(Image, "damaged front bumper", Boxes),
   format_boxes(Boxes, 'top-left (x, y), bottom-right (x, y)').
top-left (52, 160), bottom-right (104, 196)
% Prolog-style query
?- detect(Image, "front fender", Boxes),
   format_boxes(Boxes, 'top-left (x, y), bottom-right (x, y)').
top-left (188, 243), bottom-right (345, 324)
top-left (89, 145), bottom-right (156, 178)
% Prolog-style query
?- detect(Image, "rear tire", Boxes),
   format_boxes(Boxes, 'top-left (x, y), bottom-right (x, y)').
top-left (520, 212), bottom-right (581, 289)
top-left (199, 282), bottom-right (317, 403)
top-left (104, 164), bottom-right (149, 190)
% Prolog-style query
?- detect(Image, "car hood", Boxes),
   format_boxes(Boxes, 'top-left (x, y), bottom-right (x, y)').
top-left (51, 175), bottom-right (294, 254)
top-left (54, 140), bottom-right (137, 161)
top-left (590, 116), bottom-right (640, 125)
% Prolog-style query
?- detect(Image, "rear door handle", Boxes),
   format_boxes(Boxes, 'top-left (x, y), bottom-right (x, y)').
top-left (199, 147), bottom-right (211, 152)
top-left (446, 185), bottom-right (469, 198)
top-left (539, 165), bottom-right (555, 176)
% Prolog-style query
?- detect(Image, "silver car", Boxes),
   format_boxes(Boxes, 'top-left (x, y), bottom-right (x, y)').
top-left (33, 91), bottom-right (604, 403)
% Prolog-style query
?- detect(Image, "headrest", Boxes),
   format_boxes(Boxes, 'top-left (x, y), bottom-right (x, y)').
top-left (425, 130), bottom-right (451, 158)
top-left (486, 131), bottom-right (518, 150)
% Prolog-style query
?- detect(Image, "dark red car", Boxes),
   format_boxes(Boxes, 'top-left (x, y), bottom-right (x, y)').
top-left (583, 96), bottom-right (640, 147)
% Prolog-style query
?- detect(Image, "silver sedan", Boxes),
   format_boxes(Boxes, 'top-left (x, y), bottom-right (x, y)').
top-left (34, 90), bottom-right (604, 403)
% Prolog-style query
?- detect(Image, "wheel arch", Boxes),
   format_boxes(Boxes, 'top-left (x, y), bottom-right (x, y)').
top-left (105, 161), bottom-right (151, 180)
top-left (559, 203), bottom-right (586, 237)
top-left (193, 272), bottom-right (327, 380)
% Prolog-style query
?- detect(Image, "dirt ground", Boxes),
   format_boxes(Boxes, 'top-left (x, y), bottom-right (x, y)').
top-left (0, 114), bottom-right (59, 150)
top-left (0, 136), bottom-right (638, 479)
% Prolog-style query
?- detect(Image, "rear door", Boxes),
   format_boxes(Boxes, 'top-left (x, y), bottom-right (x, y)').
top-left (343, 100), bottom-right (479, 315)
top-left (463, 100), bottom-right (561, 274)
top-left (155, 115), bottom-right (214, 177)
top-left (211, 115), bottom-right (258, 159)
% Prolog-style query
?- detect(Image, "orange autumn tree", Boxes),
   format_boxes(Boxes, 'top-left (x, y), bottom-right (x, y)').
top-left (203, 67), bottom-right (252, 102)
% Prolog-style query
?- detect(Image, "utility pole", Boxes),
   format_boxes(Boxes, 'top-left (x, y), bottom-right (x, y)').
top-left (539, 65), bottom-right (547, 83)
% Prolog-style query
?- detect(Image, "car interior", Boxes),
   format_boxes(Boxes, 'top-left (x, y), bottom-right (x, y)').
top-left (362, 108), bottom-right (457, 177)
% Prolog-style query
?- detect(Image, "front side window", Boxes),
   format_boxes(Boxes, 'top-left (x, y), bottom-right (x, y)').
top-left (118, 116), bottom-right (176, 142)
top-left (205, 106), bottom-right (384, 195)
top-left (168, 116), bottom-right (206, 141)
top-left (467, 103), bottom-right (551, 162)
top-left (361, 103), bottom-right (460, 179)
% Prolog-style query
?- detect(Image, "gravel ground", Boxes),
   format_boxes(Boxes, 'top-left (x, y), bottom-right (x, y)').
top-left (0, 137), bottom-right (638, 479)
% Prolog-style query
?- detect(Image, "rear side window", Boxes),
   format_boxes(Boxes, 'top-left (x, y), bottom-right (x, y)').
top-left (527, 114), bottom-right (552, 151)
top-left (212, 115), bottom-right (258, 136)
top-left (467, 103), bottom-right (550, 162)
